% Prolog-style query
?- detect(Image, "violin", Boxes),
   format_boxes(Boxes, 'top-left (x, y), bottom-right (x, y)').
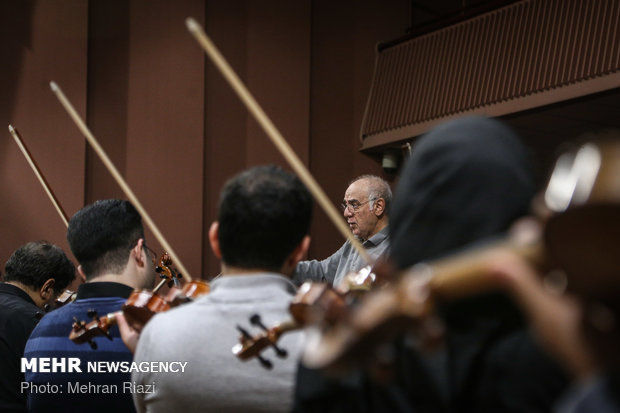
top-left (121, 252), bottom-right (183, 329)
top-left (69, 252), bottom-right (210, 348)
top-left (162, 277), bottom-right (210, 307)
top-left (52, 289), bottom-right (77, 309)
top-left (302, 140), bottom-right (620, 372)
top-left (232, 267), bottom-right (377, 368)
top-left (302, 228), bottom-right (543, 371)
top-left (542, 140), bottom-right (620, 299)
top-left (43, 289), bottom-right (78, 313)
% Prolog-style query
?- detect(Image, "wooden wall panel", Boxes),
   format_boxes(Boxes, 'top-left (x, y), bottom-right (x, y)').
top-left (202, 0), bottom-right (312, 276)
top-left (87, 0), bottom-right (205, 278)
top-left (308, 0), bottom-right (409, 259)
top-left (245, 0), bottom-right (311, 166)
top-left (0, 1), bottom-right (87, 267)
top-left (203, 0), bottom-right (250, 278)
top-left (124, 0), bottom-right (205, 278)
top-left (0, 0), bottom-right (408, 277)
top-left (86, 0), bottom-right (130, 203)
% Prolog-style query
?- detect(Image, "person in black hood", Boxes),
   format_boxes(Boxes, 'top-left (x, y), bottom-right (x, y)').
top-left (294, 115), bottom-right (569, 413)
top-left (389, 115), bottom-right (569, 412)
top-left (389, 115), bottom-right (535, 268)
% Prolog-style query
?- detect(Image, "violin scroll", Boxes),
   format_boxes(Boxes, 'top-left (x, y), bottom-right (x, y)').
top-left (232, 314), bottom-right (297, 369)
top-left (234, 324), bottom-right (273, 369)
top-left (153, 252), bottom-right (183, 289)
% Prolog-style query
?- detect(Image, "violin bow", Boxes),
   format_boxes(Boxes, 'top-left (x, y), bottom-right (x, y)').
top-left (8, 125), bottom-right (70, 228)
top-left (185, 18), bottom-right (372, 266)
top-left (49, 82), bottom-right (193, 282)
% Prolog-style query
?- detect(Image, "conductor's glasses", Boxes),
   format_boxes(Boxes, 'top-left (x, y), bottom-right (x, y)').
top-left (340, 198), bottom-right (375, 213)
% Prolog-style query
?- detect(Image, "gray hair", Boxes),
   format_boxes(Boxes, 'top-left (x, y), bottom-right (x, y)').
top-left (349, 174), bottom-right (392, 215)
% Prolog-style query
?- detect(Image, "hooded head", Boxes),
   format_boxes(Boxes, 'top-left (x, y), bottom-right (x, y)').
top-left (389, 116), bottom-right (536, 269)
top-left (386, 116), bottom-right (565, 413)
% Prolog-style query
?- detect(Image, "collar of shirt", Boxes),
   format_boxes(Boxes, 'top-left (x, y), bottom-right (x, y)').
top-left (211, 272), bottom-right (297, 295)
top-left (76, 282), bottom-right (134, 300)
top-left (0, 282), bottom-right (37, 306)
top-left (364, 226), bottom-right (389, 247)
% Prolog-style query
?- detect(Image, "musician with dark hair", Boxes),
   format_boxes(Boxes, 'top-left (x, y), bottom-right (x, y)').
top-left (0, 241), bottom-right (75, 413)
top-left (131, 165), bottom-right (313, 413)
top-left (24, 199), bottom-right (157, 413)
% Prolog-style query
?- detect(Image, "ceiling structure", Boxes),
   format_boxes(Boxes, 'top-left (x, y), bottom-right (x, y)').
top-left (365, 0), bottom-right (620, 176)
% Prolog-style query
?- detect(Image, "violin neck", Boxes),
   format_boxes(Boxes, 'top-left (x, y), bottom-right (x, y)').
top-left (274, 319), bottom-right (299, 336)
top-left (426, 240), bottom-right (544, 302)
top-left (89, 311), bottom-right (120, 333)
top-left (105, 311), bottom-right (121, 327)
top-left (69, 310), bottom-right (121, 345)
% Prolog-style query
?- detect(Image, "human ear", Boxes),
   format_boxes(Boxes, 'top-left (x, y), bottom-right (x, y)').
top-left (77, 265), bottom-right (87, 282)
top-left (132, 239), bottom-right (146, 267)
top-left (208, 222), bottom-right (222, 259)
top-left (373, 198), bottom-right (385, 216)
top-left (39, 278), bottom-right (56, 301)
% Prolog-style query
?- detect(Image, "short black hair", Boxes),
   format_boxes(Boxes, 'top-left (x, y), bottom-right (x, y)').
top-left (67, 199), bottom-right (144, 279)
top-left (217, 165), bottom-right (313, 272)
top-left (4, 241), bottom-right (76, 295)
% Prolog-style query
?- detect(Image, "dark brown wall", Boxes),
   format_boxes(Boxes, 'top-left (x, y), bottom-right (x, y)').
top-left (0, 1), bottom-right (87, 270)
top-left (0, 0), bottom-right (409, 278)
top-left (87, 0), bottom-right (206, 279)
top-left (86, 0), bottom-right (129, 202)
top-left (309, 0), bottom-right (410, 256)
top-left (203, 0), bottom-right (312, 277)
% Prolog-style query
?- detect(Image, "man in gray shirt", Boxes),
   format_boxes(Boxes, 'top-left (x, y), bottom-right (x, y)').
top-left (293, 175), bottom-right (391, 287)
top-left (129, 165), bottom-right (313, 413)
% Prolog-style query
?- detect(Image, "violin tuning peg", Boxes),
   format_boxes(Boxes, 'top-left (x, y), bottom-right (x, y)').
top-left (257, 355), bottom-right (273, 370)
top-left (72, 317), bottom-right (84, 330)
top-left (236, 325), bottom-right (252, 340)
top-left (155, 266), bottom-right (163, 274)
top-left (273, 345), bottom-right (287, 358)
top-left (87, 309), bottom-right (99, 321)
top-left (88, 340), bottom-right (98, 350)
top-left (249, 314), bottom-right (267, 331)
